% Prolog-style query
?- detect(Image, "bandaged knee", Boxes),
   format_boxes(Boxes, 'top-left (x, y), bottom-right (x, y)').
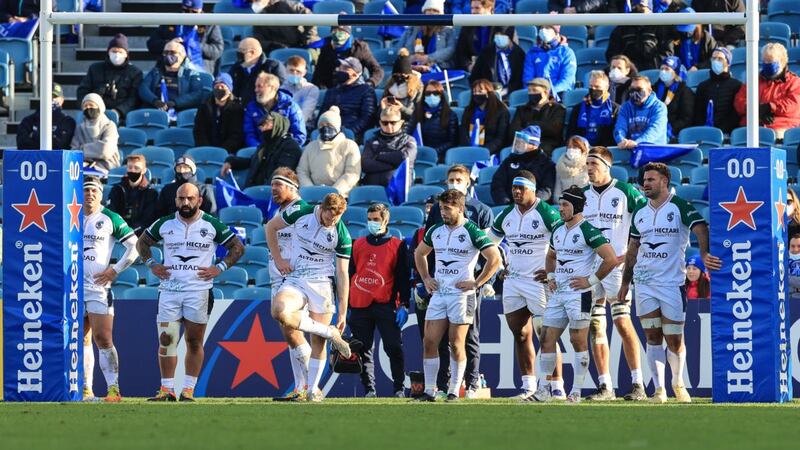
top-left (662, 323), bottom-right (684, 335)
top-left (590, 305), bottom-right (607, 345)
top-left (611, 301), bottom-right (631, 319)
top-left (532, 316), bottom-right (544, 340)
top-left (158, 322), bottom-right (180, 357)
top-left (640, 317), bottom-right (662, 330)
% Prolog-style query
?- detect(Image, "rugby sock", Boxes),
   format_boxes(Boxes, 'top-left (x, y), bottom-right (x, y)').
top-left (598, 373), bottom-right (611, 388)
top-left (572, 351), bottom-right (590, 394)
top-left (161, 378), bottom-right (175, 390)
top-left (98, 347), bottom-right (119, 387)
top-left (448, 357), bottom-right (467, 396)
top-left (552, 379), bottom-right (564, 393)
top-left (521, 375), bottom-right (537, 392)
top-left (646, 344), bottom-right (666, 389)
top-left (307, 357), bottom-right (326, 393)
top-left (291, 343), bottom-right (311, 389)
top-left (83, 342), bottom-right (95, 391)
top-left (423, 357), bottom-right (439, 396)
top-left (666, 348), bottom-right (686, 386)
top-left (631, 368), bottom-right (643, 385)
top-left (540, 353), bottom-right (557, 383)
top-left (298, 316), bottom-right (333, 338)
top-left (183, 375), bottom-right (198, 390)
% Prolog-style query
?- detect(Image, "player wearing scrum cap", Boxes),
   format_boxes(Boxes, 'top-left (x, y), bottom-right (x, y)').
top-left (82, 176), bottom-right (139, 402)
top-left (535, 186), bottom-right (617, 403)
top-left (266, 192), bottom-right (353, 402)
top-left (488, 171), bottom-right (566, 402)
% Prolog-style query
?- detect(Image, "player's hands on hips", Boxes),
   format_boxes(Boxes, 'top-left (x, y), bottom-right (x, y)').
top-left (422, 276), bottom-right (439, 294)
top-left (533, 269), bottom-right (548, 283)
top-left (703, 253), bottom-right (722, 271)
top-left (275, 257), bottom-right (292, 276)
top-left (94, 267), bottom-right (118, 285)
top-left (570, 277), bottom-right (591, 290)
top-left (197, 265), bottom-right (222, 281)
top-left (152, 264), bottom-right (171, 280)
top-left (616, 285), bottom-right (629, 304)
top-left (455, 279), bottom-right (477, 291)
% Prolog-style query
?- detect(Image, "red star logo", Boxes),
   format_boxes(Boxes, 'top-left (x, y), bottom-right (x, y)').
top-left (12, 189), bottom-right (56, 233)
top-left (775, 190), bottom-right (786, 232)
top-left (719, 186), bottom-right (764, 231)
top-left (218, 316), bottom-right (288, 389)
top-left (67, 191), bottom-right (82, 232)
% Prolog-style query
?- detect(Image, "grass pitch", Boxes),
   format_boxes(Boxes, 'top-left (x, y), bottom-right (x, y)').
top-left (1, 398), bottom-right (799, 450)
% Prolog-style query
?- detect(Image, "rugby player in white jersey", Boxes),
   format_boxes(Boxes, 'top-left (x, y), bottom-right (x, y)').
top-left (582, 147), bottom-right (647, 401)
top-left (82, 176), bottom-right (139, 402)
top-left (618, 162), bottom-right (720, 403)
top-left (414, 189), bottom-right (502, 402)
top-left (265, 168), bottom-right (313, 402)
top-left (138, 183), bottom-right (245, 401)
top-left (266, 193), bottom-right (353, 402)
top-left (488, 171), bottom-right (565, 401)
top-left (536, 186), bottom-right (618, 403)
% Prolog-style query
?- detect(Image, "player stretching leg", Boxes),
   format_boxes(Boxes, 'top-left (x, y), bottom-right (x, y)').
top-left (138, 183), bottom-right (245, 402)
top-left (488, 171), bottom-right (564, 401)
top-left (414, 189), bottom-right (501, 402)
top-left (82, 177), bottom-right (139, 402)
top-left (618, 163), bottom-right (720, 403)
top-left (582, 147), bottom-right (647, 401)
top-left (266, 193), bottom-right (353, 402)
top-left (536, 187), bottom-right (617, 403)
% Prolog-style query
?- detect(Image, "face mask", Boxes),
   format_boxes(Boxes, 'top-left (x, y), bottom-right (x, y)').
top-left (108, 51), bottom-right (126, 66)
top-left (334, 70), bottom-right (350, 85)
top-left (388, 83), bottom-right (408, 99)
top-left (790, 253), bottom-right (800, 261)
top-left (589, 88), bottom-right (604, 101)
top-left (83, 108), bottom-right (101, 120)
top-left (659, 69), bottom-right (674, 84)
top-left (539, 28), bottom-right (556, 44)
top-left (176, 171), bottom-right (193, 182)
top-left (493, 34), bottom-right (510, 49)
top-left (424, 94), bottom-right (441, 108)
top-left (609, 68), bottom-right (625, 83)
top-left (163, 54), bottom-right (180, 67)
top-left (447, 182), bottom-right (467, 194)
top-left (332, 31), bottom-right (349, 46)
top-left (251, 0), bottom-right (266, 13)
top-left (528, 93), bottom-right (542, 105)
top-left (127, 171), bottom-right (142, 183)
top-left (566, 148), bottom-right (582, 160)
top-left (213, 87), bottom-right (227, 100)
top-left (762, 61), bottom-right (781, 78)
top-left (367, 220), bottom-right (384, 236)
top-left (711, 60), bottom-right (725, 75)
top-left (629, 89), bottom-right (647, 104)
top-left (287, 74), bottom-right (302, 85)
top-left (236, 52), bottom-right (246, 64)
top-left (473, 94), bottom-right (488, 106)
top-left (52, 100), bottom-right (61, 111)
top-left (319, 125), bottom-right (339, 142)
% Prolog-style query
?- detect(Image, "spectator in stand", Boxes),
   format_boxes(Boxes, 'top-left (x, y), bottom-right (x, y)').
top-left (107, 154), bottom-right (159, 236)
top-left (395, 0), bottom-right (457, 71)
top-left (71, 94), bottom-right (121, 174)
top-left (651, 0), bottom-right (690, 45)
top-left (606, 0), bottom-right (664, 71)
top-left (568, 70), bottom-right (620, 147)
top-left (361, 106), bottom-right (418, 187)
top-left (297, 106), bottom-right (361, 196)
top-left (734, 43), bottom-right (800, 140)
top-left (451, 0), bottom-right (511, 14)
top-left (408, 80), bottom-right (459, 162)
top-left (684, 255), bottom-right (710, 300)
top-left (458, 78), bottom-right (509, 155)
top-left (664, 8), bottom-right (717, 71)
top-left (146, 0), bottom-right (224, 74)
top-left (77, 34), bottom-right (143, 121)
top-left (692, 0), bottom-right (744, 47)
top-left (614, 75), bottom-right (668, 148)
top-left (229, 38), bottom-right (287, 107)
top-left (491, 125), bottom-right (556, 204)
top-left (0, 0), bottom-right (38, 22)
top-left (790, 234), bottom-right (800, 300)
top-left (509, 78), bottom-right (565, 156)
top-left (381, 50), bottom-right (423, 122)
top-left (608, 55), bottom-right (638, 105)
top-left (652, 56), bottom-right (695, 141)
top-left (139, 40), bottom-right (206, 112)
top-left (251, 0), bottom-right (319, 55)
top-left (156, 156), bottom-right (217, 217)
top-left (522, 24), bottom-right (577, 99)
top-left (312, 24), bottom-right (384, 89)
top-left (16, 83), bottom-right (75, 150)
top-left (454, 0), bottom-right (517, 72)
top-left (243, 72), bottom-right (306, 147)
top-left (788, 188), bottom-right (800, 238)
top-left (548, 0), bottom-right (609, 13)
top-left (553, 135), bottom-right (590, 199)
top-left (280, 56), bottom-right (319, 125)
top-left (469, 26), bottom-right (525, 98)
top-left (319, 57), bottom-right (377, 142)
top-left (221, 112), bottom-right (302, 188)
top-left (693, 47), bottom-right (742, 133)
top-left (193, 73), bottom-right (244, 154)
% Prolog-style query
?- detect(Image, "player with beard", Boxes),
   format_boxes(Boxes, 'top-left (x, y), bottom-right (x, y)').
top-left (137, 183), bottom-right (245, 402)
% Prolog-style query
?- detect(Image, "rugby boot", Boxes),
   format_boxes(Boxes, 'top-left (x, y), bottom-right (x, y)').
top-left (179, 388), bottom-right (196, 402)
top-left (673, 385), bottom-right (692, 403)
top-left (445, 393), bottom-right (460, 402)
top-left (82, 386), bottom-right (95, 401)
top-left (529, 385), bottom-right (552, 402)
top-left (104, 385), bottom-right (122, 403)
top-left (514, 390), bottom-right (536, 402)
top-left (147, 386), bottom-right (177, 402)
top-left (411, 392), bottom-right (437, 402)
top-left (650, 387), bottom-right (667, 404)
top-left (550, 388), bottom-right (567, 401)
top-left (328, 326), bottom-right (352, 359)
top-left (585, 384), bottom-right (616, 401)
top-left (567, 391), bottom-right (582, 403)
top-left (307, 389), bottom-right (324, 403)
top-left (623, 383), bottom-right (647, 401)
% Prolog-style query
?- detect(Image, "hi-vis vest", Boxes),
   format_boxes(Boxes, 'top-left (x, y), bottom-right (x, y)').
top-left (349, 237), bottom-right (403, 308)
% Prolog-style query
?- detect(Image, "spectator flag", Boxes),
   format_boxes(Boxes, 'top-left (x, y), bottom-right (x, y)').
top-left (413, 122), bottom-right (424, 147)
top-left (630, 143), bottom-right (697, 168)
top-left (471, 118), bottom-right (482, 146)
top-left (378, 1), bottom-right (407, 39)
top-left (624, 0), bottom-right (631, 13)
top-left (159, 78), bottom-right (178, 122)
top-left (470, 154), bottom-right (500, 181)
top-left (705, 99), bottom-right (714, 127)
top-left (214, 176), bottom-right (280, 220)
top-left (83, 0), bottom-right (103, 12)
top-left (386, 159), bottom-right (411, 205)
top-left (0, 18), bottom-right (38, 39)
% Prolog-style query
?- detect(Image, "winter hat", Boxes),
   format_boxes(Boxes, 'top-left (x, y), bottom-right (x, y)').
top-left (421, 0), bottom-right (445, 13)
top-left (318, 106), bottom-right (342, 132)
top-left (676, 7), bottom-right (697, 33)
top-left (214, 73), bottom-right (233, 91)
top-left (661, 55), bottom-right (682, 73)
top-left (519, 125), bottom-right (541, 146)
top-left (332, 23), bottom-right (352, 35)
top-left (686, 255), bottom-right (706, 273)
top-left (52, 82), bottom-right (63, 98)
top-left (339, 56), bottom-right (363, 75)
top-left (528, 77), bottom-right (551, 93)
top-left (713, 47), bottom-right (733, 66)
top-left (182, 0), bottom-right (203, 10)
top-left (630, 0), bottom-right (652, 9)
top-left (82, 93), bottom-right (106, 114)
top-left (107, 33), bottom-right (129, 52)
top-left (393, 52), bottom-right (412, 75)
top-left (175, 155), bottom-right (197, 174)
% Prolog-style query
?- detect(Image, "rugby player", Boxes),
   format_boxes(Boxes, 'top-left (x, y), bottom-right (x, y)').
top-left (266, 193), bottom-right (353, 402)
top-left (138, 183), bottom-right (245, 401)
top-left (618, 162), bottom-right (720, 403)
top-left (414, 189), bottom-right (502, 402)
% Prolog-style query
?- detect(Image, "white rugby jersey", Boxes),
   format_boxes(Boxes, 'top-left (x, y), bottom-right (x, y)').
top-left (630, 194), bottom-right (705, 286)
top-left (423, 220), bottom-right (494, 296)
top-left (583, 179), bottom-right (646, 256)
top-left (146, 213), bottom-right (235, 291)
top-left (84, 208), bottom-right (135, 294)
top-left (490, 200), bottom-right (562, 279)
top-left (281, 204), bottom-right (352, 279)
top-left (268, 198), bottom-right (308, 283)
top-left (549, 219), bottom-right (609, 293)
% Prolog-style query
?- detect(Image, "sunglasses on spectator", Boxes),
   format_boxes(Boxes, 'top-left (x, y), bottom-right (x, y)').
top-left (381, 120), bottom-right (400, 126)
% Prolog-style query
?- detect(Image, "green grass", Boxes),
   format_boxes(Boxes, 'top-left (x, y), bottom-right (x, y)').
top-left (1, 398), bottom-right (799, 450)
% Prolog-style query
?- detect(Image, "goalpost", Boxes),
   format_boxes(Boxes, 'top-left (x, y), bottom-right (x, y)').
top-left (36, 1), bottom-right (753, 150)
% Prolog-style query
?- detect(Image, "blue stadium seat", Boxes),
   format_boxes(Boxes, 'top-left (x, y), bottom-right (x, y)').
top-left (760, 22), bottom-right (792, 47)
top-left (111, 268), bottom-right (140, 299)
top-left (255, 268), bottom-right (271, 288)
top-left (186, 146), bottom-right (229, 175)
top-left (0, 37), bottom-right (33, 84)
top-left (131, 146), bottom-right (175, 173)
top-left (300, 185), bottom-right (337, 204)
top-left (249, 226), bottom-right (267, 246)
top-left (675, 184), bottom-right (708, 207)
top-left (123, 286), bottom-right (159, 300)
top-left (232, 287), bottom-right (271, 301)
top-left (198, 72), bottom-right (214, 97)
top-left (575, 48), bottom-right (608, 85)
top-left (364, 0), bottom-right (404, 14)
top-left (685, 69), bottom-right (709, 91)
top-left (561, 25), bottom-right (588, 50)
top-left (690, 166), bottom-right (709, 185)
top-left (678, 126), bottom-right (724, 158)
top-left (342, 206), bottom-right (368, 227)
top-left (768, 0), bottom-right (800, 35)
top-left (457, 90), bottom-right (471, 108)
top-left (593, 26), bottom-right (615, 49)
top-left (313, 0), bottom-right (355, 14)
top-left (638, 69), bottom-right (660, 86)
top-left (474, 184), bottom-right (494, 206)
top-left (371, 48), bottom-right (399, 66)
top-left (551, 147), bottom-right (566, 164)
top-left (220, 206), bottom-right (264, 235)
top-left (349, 185), bottom-right (390, 207)
top-left (388, 206), bottom-right (425, 236)
top-left (131, 247), bottom-right (161, 275)
top-left (353, 25), bottom-right (383, 50)
top-left (405, 184), bottom-right (444, 206)
top-left (423, 165), bottom-right (449, 186)
top-left (500, 146), bottom-right (512, 161)
top-left (508, 88), bottom-right (529, 107)
top-left (118, 127), bottom-right (148, 156)
top-left (239, 246), bottom-right (270, 279)
top-left (154, 128), bottom-right (195, 157)
top-left (243, 185), bottom-right (272, 202)
top-left (0, 49), bottom-right (12, 113)
top-left (451, 106), bottom-right (465, 123)
top-left (478, 166), bottom-right (498, 185)
top-left (177, 108), bottom-right (197, 129)
top-left (668, 166), bottom-right (683, 186)
top-left (145, 271), bottom-right (162, 287)
top-left (237, 146), bottom-right (258, 158)
top-left (445, 146), bottom-right (490, 166)
top-left (126, 109), bottom-right (169, 142)
top-left (562, 88), bottom-right (589, 108)
top-left (213, 0), bottom-right (251, 13)
top-left (673, 147), bottom-right (704, 174)
top-left (515, 0), bottom-right (548, 13)
top-left (517, 25), bottom-right (537, 41)
top-left (214, 266), bottom-right (249, 299)
top-left (349, 223), bottom-right (366, 237)
top-left (415, 146), bottom-right (438, 173)
top-left (730, 126), bottom-right (775, 147)
top-left (610, 165), bottom-right (628, 182)
top-left (269, 48), bottom-right (311, 68)
top-left (781, 127), bottom-right (800, 150)
top-left (218, 48), bottom-right (238, 74)
top-left (609, 147), bottom-right (627, 166)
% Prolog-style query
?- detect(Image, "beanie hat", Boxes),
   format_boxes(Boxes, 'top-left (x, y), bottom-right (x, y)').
top-left (82, 93), bottom-right (106, 114)
top-left (662, 55), bottom-right (682, 73)
top-left (686, 255), bottom-right (706, 273)
top-left (393, 53), bottom-right (412, 75)
top-left (175, 156), bottom-right (197, 174)
top-left (182, 0), bottom-right (203, 9)
top-left (520, 125), bottom-right (541, 145)
top-left (421, 0), bottom-right (445, 13)
top-left (214, 73), bottom-right (233, 91)
top-left (107, 33), bottom-right (129, 51)
top-left (318, 106), bottom-right (342, 132)
top-left (339, 56), bottom-right (363, 75)
top-left (713, 47), bottom-right (733, 66)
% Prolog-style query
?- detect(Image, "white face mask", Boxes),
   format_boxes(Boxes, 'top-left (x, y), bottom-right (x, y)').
top-left (108, 51), bottom-right (126, 66)
top-left (388, 83), bottom-right (408, 99)
top-left (251, 0), bottom-right (267, 13)
top-left (565, 148), bottom-right (582, 160)
top-left (609, 68), bottom-right (625, 83)
top-left (447, 182), bottom-right (468, 194)
top-left (790, 252), bottom-right (800, 261)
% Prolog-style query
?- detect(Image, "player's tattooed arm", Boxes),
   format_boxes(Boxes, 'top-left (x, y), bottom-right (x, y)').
top-left (222, 236), bottom-right (245, 268)
top-left (136, 232), bottom-right (157, 261)
top-left (617, 237), bottom-right (640, 301)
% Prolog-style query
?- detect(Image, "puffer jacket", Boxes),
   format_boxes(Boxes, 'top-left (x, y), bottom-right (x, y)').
top-left (77, 57), bottom-right (143, 118)
top-left (319, 80), bottom-right (377, 140)
top-left (361, 131), bottom-right (418, 187)
top-left (394, 26), bottom-right (458, 68)
top-left (146, 25), bottom-right (224, 75)
top-left (693, 71), bottom-right (742, 134)
top-left (139, 61), bottom-right (205, 111)
top-left (243, 89), bottom-right (306, 147)
top-left (606, 25), bottom-right (663, 71)
top-left (312, 39), bottom-right (384, 89)
top-left (522, 41), bottom-right (577, 96)
top-left (734, 69), bottom-right (800, 132)
top-left (297, 133), bottom-right (362, 196)
top-left (408, 106), bottom-right (459, 161)
top-left (229, 53), bottom-right (287, 107)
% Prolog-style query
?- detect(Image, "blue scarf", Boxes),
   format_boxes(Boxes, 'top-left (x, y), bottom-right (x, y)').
top-left (176, 25), bottom-right (204, 70)
top-left (417, 30), bottom-right (437, 54)
top-left (472, 106), bottom-right (487, 124)
top-left (576, 97), bottom-right (614, 145)
top-left (496, 47), bottom-right (511, 87)
top-left (334, 36), bottom-right (353, 54)
top-left (680, 38), bottom-right (700, 69)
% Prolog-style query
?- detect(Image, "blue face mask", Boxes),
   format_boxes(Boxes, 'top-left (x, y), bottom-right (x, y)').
top-left (493, 34), bottom-right (510, 49)
top-left (287, 74), bottom-right (302, 85)
top-left (711, 60), bottom-right (725, 75)
top-left (761, 61), bottom-right (781, 78)
top-left (424, 94), bottom-right (441, 108)
top-left (659, 69), bottom-right (674, 84)
top-left (367, 220), bottom-right (384, 236)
